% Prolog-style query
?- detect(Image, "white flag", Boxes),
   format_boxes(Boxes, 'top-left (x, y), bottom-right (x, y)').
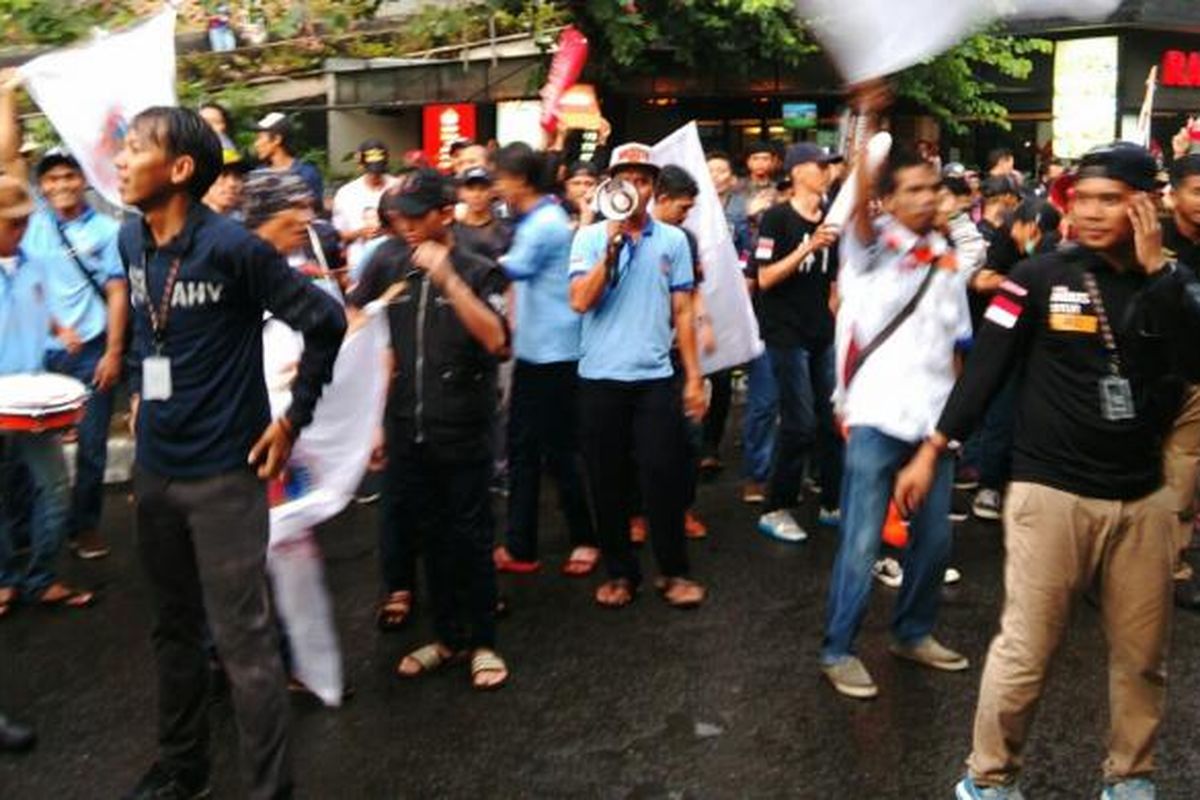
top-left (651, 122), bottom-right (764, 374)
top-left (794, 0), bottom-right (1121, 84)
top-left (19, 8), bottom-right (177, 206)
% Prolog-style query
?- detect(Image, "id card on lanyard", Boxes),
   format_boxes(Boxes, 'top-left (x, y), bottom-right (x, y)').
top-left (1081, 270), bottom-right (1135, 422)
top-left (143, 255), bottom-right (183, 402)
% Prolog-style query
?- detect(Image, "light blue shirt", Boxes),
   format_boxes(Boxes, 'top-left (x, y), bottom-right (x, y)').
top-left (22, 206), bottom-right (122, 350)
top-left (500, 197), bottom-right (580, 364)
top-left (351, 234), bottom-right (390, 283)
top-left (0, 250), bottom-right (52, 375)
top-left (568, 217), bottom-right (693, 381)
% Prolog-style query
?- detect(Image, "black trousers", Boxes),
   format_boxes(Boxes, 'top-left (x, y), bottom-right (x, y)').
top-left (505, 360), bottom-right (594, 561)
top-left (385, 440), bottom-right (498, 649)
top-left (702, 368), bottom-right (733, 459)
top-left (579, 377), bottom-right (690, 584)
top-left (134, 466), bottom-right (291, 800)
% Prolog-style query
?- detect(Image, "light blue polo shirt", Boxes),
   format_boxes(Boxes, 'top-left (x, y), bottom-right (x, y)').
top-left (500, 197), bottom-right (580, 364)
top-left (568, 217), bottom-right (694, 382)
top-left (0, 250), bottom-right (52, 375)
top-left (22, 205), bottom-right (122, 350)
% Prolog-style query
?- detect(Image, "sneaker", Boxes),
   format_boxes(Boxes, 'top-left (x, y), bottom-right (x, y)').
top-left (757, 509), bottom-right (807, 543)
top-left (818, 507), bottom-right (841, 526)
top-left (955, 776), bottom-right (1025, 799)
top-left (802, 476), bottom-right (822, 495)
top-left (354, 492), bottom-right (381, 505)
top-left (122, 763), bottom-right (211, 800)
top-left (821, 656), bottom-right (878, 699)
top-left (741, 482), bottom-right (766, 504)
top-left (949, 492), bottom-right (971, 523)
top-left (944, 567), bottom-right (963, 585)
top-left (889, 636), bottom-right (969, 672)
top-left (629, 516), bottom-right (647, 545)
top-left (684, 510), bottom-right (708, 540)
top-left (873, 558), bottom-right (903, 588)
top-left (954, 466), bottom-right (981, 490)
top-left (69, 530), bottom-right (111, 560)
top-left (972, 488), bottom-right (1002, 521)
top-left (1101, 778), bottom-right (1156, 799)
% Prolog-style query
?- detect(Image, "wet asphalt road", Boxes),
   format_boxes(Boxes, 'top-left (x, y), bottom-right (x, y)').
top-left (2, 460), bottom-right (1200, 800)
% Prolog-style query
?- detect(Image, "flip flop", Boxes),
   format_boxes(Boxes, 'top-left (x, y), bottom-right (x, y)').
top-left (376, 590), bottom-right (412, 631)
top-left (594, 578), bottom-right (637, 609)
top-left (0, 589), bottom-right (16, 619)
top-left (655, 577), bottom-right (706, 610)
top-left (396, 643), bottom-right (461, 679)
top-left (560, 546), bottom-right (600, 577)
top-left (35, 583), bottom-right (95, 610)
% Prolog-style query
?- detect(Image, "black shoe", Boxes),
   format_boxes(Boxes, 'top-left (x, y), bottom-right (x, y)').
top-left (123, 763), bottom-right (211, 800)
top-left (0, 713), bottom-right (35, 753)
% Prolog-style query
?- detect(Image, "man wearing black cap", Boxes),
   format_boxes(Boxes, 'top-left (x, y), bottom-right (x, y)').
top-left (894, 142), bottom-right (1200, 800)
top-left (454, 165), bottom-right (511, 262)
top-left (253, 111), bottom-right (323, 203)
top-left (752, 142), bottom-right (841, 543)
top-left (348, 169), bottom-right (512, 690)
top-left (332, 139), bottom-right (397, 275)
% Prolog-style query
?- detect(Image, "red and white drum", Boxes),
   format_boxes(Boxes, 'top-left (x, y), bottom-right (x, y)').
top-left (0, 373), bottom-right (89, 433)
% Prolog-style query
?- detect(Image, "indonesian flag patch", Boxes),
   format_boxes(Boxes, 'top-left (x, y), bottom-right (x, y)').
top-left (754, 237), bottom-right (775, 262)
top-left (984, 294), bottom-right (1023, 329)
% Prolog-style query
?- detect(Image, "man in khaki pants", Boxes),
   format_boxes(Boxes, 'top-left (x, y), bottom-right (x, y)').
top-left (1162, 153), bottom-right (1200, 610)
top-left (895, 142), bottom-right (1200, 800)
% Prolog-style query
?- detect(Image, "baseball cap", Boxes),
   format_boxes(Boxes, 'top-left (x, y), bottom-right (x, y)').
top-left (783, 142), bottom-right (837, 173)
top-left (0, 176), bottom-right (35, 220)
top-left (358, 139), bottom-right (390, 174)
top-left (36, 147), bottom-right (82, 178)
top-left (459, 166), bottom-right (493, 186)
top-left (608, 142), bottom-right (659, 177)
top-left (241, 170), bottom-right (313, 230)
top-left (1077, 141), bottom-right (1162, 192)
top-left (255, 111), bottom-right (290, 135)
top-left (384, 168), bottom-right (455, 217)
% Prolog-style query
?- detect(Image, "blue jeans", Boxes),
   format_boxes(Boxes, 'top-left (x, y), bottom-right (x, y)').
top-left (766, 344), bottom-right (838, 511)
top-left (46, 335), bottom-right (115, 535)
top-left (741, 351), bottom-right (777, 484)
top-left (821, 426), bottom-right (954, 663)
top-left (0, 433), bottom-right (70, 594)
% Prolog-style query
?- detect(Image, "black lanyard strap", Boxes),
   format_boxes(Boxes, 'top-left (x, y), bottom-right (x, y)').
top-left (1081, 270), bottom-right (1122, 376)
top-left (146, 257), bottom-right (183, 350)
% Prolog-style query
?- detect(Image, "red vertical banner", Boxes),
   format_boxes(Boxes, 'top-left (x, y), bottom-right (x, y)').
top-left (422, 103), bottom-right (477, 172)
top-left (540, 26), bottom-right (589, 134)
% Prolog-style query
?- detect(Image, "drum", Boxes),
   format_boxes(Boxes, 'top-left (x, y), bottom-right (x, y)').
top-left (0, 373), bottom-right (89, 433)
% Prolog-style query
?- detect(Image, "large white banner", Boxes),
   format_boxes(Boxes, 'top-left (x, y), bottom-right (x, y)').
top-left (793, 0), bottom-right (1121, 84)
top-left (19, 8), bottom-right (177, 206)
top-left (652, 122), bottom-right (763, 374)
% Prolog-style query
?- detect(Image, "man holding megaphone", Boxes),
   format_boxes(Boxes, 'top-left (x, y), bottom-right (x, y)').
top-left (569, 142), bottom-right (707, 610)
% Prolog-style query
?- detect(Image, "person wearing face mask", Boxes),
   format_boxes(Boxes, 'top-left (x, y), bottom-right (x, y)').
top-left (561, 160), bottom-right (601, 228)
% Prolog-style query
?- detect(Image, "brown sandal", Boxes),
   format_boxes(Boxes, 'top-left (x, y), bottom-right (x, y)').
top-left (655, 577), bottom-right (706, 610)
top-left (376, 590), bottom-right (413, 631)
top-left (35, 582), bottom-right (96, 610)
top-left (594, 578), bottom-right (637, 609)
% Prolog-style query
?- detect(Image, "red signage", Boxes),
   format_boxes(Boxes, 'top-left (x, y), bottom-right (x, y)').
top-left (1162, 50), bottom-right (1200, 87)
top-left (422, 103), bottom-right (477, 172)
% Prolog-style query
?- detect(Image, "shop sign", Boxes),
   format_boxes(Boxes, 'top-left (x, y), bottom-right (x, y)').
top-left (422, 104), bottom-right (477, 172)
top-left (1162, 50), bottom-right (1200, 87)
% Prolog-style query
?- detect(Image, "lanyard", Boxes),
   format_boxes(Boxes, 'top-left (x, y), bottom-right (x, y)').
top-left (1080, 270), bottom-right (1122, 377)
top-left (145, 256), bottom-right (183, 353)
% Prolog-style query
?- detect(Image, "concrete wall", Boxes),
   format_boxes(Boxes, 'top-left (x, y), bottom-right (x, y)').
top-left (326, 109), bottom-right (422, 184)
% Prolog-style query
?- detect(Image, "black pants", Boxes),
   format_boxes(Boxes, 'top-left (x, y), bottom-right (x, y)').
top-left (505, 360), bottom-right (594, 561)
top-left (134, 467), bottom-right (291, 800)
top-left (702, 369), bottom-right (733, 459)
top-left (386, 440), bottom-right (498, 650)
top-left (579, 378), bottom-right (689, 584)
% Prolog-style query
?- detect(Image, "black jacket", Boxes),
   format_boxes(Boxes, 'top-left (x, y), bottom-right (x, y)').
top-left (350, 238), bottom-right (510, 461)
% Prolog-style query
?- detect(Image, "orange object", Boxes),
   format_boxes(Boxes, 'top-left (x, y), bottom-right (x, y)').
top-left (881, 501), bottom-right (909, 548)
top-left (629, 516), bottom-right (648, 544)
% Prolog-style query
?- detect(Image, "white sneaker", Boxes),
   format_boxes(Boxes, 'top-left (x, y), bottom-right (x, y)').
top-left (873, 557), bottom-right (903, 588)
top-left (757, 509), bottom-right (808, 543)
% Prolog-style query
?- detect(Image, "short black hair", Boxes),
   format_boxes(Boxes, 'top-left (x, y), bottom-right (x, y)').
top-left (131, 106), bottom-right (223, 200)
top-left (706, 150), bottom-right (734, 169)
top-left (494, 142), bottom-right (543, 190)
top-left (1171, 153), bottom-right (1200, 188)
top-left (199, 101), bottom-right (234, 133)
top-left (986, 147), bottom-right (1013, 171)
top-left (981, 175), bottom-right (1020, 200)
top-left (655, 164), bottom-right (699, 199)
top-left (1013, 197), bottom-right (1061, 234)
top-left (567, 160), bottom-right (601, 179)
top-left (876, 146), bottom-right (933, 197)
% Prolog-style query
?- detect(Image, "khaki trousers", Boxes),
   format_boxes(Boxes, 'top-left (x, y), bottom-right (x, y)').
top-left (968, 482), bottom-right (1175, 785)
top-left (1161, 383), bottom-right (1200, 580)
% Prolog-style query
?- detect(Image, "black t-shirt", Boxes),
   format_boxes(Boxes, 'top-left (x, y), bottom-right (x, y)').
top-left (453, 218), bottom-right (512, 262)
top-left (970, 218), bottom-right (1022, 326)
top-left (749, 201), bottom-right (835, 349)
top-left (1163, 217), bottom-right (1200, 380)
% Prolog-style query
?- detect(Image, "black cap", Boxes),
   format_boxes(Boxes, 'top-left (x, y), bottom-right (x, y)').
top-left (383, 168), bottom-right (455, 217)
top-left (783, 142), bottom-right (837, 173)
top-left (358, 139), bottom-right (389, 174)
top-left (459, 166), bottom-right (493, 186)
top-left (255, 111), bottom-right (290, 135)
top-left (1078, 141), bottom-right (1162, 192)
top-left (981, 175), bottom-right (1019, 199)
top-left (36, 147), bottom-right (82, 178)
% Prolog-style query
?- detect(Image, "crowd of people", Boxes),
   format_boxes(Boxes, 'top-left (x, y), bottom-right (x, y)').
top-left (3, 68), bottom-right (1200, 800)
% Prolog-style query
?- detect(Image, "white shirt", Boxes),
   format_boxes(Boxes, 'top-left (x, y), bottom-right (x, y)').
top-left (833, 213), bottom-right (981, 443)
top-left (332, 174), bottom-right (398, 272)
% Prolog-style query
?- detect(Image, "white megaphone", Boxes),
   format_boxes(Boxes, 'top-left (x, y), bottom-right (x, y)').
top-left (595, 177), bottom-right (639, 221)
